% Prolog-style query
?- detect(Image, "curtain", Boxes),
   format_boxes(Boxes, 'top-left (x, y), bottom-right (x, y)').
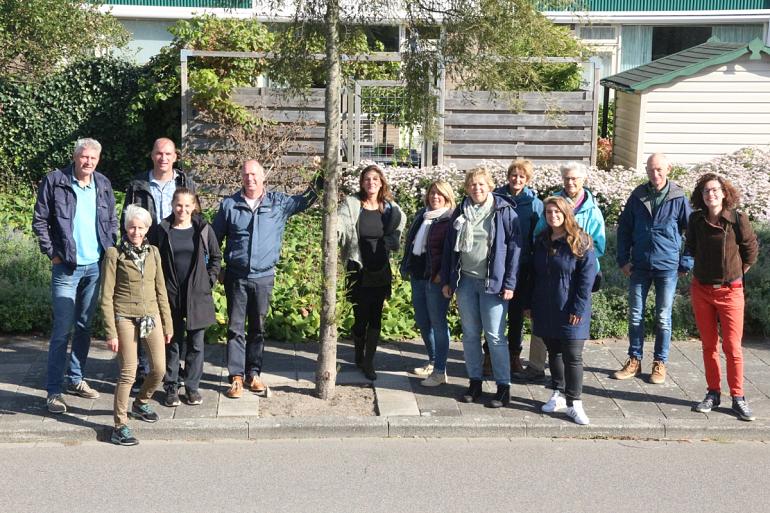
top-left (620, 26), bottom-right (653, 72)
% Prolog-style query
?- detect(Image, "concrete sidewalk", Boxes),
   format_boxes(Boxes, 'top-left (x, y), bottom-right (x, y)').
top-left (1, 335), bottom-right (769, 443)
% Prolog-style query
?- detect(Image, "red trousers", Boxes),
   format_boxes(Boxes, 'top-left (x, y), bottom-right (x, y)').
top-left (690, 279), bottom-right (745, 396)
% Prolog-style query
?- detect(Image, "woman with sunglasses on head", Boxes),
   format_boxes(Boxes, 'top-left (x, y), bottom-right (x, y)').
top-left (339, 165), bottom-right (405, 381)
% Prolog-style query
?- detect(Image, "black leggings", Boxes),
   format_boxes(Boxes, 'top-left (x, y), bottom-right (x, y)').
top-left (351, 287), bottom-right (387, 337)
top-left (543, 338), bottom-right (585, 405)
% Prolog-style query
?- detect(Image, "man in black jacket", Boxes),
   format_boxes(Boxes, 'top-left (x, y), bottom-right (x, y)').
top-left (122, 137), bottom-right (196, 244)
top-left (122, 137), bottom-right (196, 389)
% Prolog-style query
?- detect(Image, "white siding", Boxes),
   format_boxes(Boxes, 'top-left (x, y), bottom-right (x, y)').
top-left (612, 91), bottom-right (642, 169)
top-left (640, 54), bottom-right (770, 168)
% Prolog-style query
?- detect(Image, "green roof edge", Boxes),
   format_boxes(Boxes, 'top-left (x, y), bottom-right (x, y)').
top-left (602, 38), bottom-right (770, 93)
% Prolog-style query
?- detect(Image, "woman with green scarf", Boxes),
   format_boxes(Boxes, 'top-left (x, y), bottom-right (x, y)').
top-left (101, 204), bottom-right (173, 446)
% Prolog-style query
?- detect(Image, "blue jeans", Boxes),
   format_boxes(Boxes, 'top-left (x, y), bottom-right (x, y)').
top-left (410, 278), bottom-right (451, 373)
top-left (455, 275), bottom-right (510, 385)
top-left (47, 262), bottom-right (101, 395)
top-left (225, 273), bottom-right (274, 378)
top-left (627, 269), bottom-right (678, 363)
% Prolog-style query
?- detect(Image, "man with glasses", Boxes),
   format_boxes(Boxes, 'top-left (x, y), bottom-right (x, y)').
top-left (612, 153), bottom-right (692, 384)
top-left (513, 162), bottom-right (605, 383)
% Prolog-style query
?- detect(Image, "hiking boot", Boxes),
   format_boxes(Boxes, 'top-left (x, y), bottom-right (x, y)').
top-left (649, 360), bottom-right (666, 384)
top-left (248, 375), bottom-right (266, 393)
top-left (46, 394), bottom-right (67, 414)
top-left (732, 396), bottom-right (756, 421)
top-left (512, 365), bottom-right (545, 383)
top-left (541, 390), bottom-right (567, 413)
top-left (413, 362), bottom-right (434, 377)
top-left (612, 357), bottom-right (641, 380)
top-left (510, 350), bottom-right (525, 375)
top-left (67, 380), bottom-right (100, 399)
top-left (129, 402), bottom-right (159, 423)
top-left (186, 389), bottom-right (203, 406)
top-left (460, 379), bottom-right (483, 403)
top-left (421, 371), bottom-right (447, 387)
top-left (486, 384), bottom-right (510, 409)
top-left (110, 425), bottom-right (139, 446)
top-left (225, 376), bottom-right (244, 399)
top-left (693, 391), bottom-right (720, 413)
top-left (482, 352), bottom-right (492, 377)
top-left (164, 387), bottom-right (181, 407)
top-left (566, 400), bottom-right (590, 425)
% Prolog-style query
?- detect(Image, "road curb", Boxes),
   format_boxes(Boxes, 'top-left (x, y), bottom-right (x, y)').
top-left (3, 415), bottom-right (768, 444)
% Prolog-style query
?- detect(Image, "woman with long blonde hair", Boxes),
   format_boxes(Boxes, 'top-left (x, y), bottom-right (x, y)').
top-left (530, 196), bottom-right (596, 425)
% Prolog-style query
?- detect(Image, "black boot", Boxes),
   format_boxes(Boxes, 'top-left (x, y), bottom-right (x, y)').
top-left (486, 384), bottom-right (510, 408)
top-left (353, 333), bottom-right (365, 369)
top-left (461, 379), bottom-right (483, 403)
top-left (362, 328), bottom-right (379, 381)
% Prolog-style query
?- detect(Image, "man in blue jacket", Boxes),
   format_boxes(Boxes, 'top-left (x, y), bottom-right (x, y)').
top-left (613, 153), bottom-right (692, 384)
top-left (213, 160), bottom-right (320, 399)
top-left (32, 138), bottom-right (118, 413)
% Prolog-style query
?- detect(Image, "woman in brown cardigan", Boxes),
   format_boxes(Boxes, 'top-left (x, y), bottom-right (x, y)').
top-left (101, 204), bottom-right (173, 446)
top-left (686, 173), bottom-right (759, 422)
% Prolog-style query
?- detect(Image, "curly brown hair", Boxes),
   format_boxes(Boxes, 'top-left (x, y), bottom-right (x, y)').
top-left (691, 173), bottom-right (740, 211)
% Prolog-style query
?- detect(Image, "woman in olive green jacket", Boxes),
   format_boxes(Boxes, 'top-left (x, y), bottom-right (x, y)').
top-left (101, 204), bottom-right (173, 446)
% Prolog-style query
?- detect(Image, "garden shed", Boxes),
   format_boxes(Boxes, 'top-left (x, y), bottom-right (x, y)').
top-left (601, 38), bottom-right (770, 170)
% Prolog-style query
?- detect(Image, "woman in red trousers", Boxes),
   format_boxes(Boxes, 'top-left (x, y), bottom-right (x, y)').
top-left (686, 173), bottom-right (758, 421)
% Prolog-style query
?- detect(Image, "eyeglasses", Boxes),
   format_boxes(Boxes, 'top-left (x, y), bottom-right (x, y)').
top-left (703, 187), bottom-right (723, 196)
top-left (562, 176), bottom-right (583, 182)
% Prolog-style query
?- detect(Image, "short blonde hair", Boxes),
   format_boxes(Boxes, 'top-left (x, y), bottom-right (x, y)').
top-left (123, 204), bottom-right (152, 230)
top-left (464, 167), bottom-right (495, 191)
top-left (423, 180), bottom-right (456, 209)
top-left (507, 159), bottom-right (534, 182)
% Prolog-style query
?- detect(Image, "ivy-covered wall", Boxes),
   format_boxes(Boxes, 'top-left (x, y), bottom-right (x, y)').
top-left (0, 57), bottom-right (166, 188)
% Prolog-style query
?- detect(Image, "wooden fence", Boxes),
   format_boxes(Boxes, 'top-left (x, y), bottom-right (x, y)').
top-left (186, 86), bottom-right (598, 169)
top-left (440, 90), bottom-right (598, 168)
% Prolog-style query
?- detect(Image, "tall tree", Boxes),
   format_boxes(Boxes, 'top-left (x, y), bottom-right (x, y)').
top-left (0, 0), bottom-right (128, 81)
top-left (271, 0), bottom-right (587, 399)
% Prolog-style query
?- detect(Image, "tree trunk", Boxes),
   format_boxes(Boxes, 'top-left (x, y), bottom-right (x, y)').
top-left (315, 0), bottom-right (341, 399)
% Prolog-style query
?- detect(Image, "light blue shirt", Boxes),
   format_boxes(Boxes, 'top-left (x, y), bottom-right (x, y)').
top-left (149, 170), bottom-right (177, 222)
top-left (71, 176), bottom-right (101, 265)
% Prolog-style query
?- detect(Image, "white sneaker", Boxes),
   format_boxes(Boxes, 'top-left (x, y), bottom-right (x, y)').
top-left (541, 390), bottom-right (567, 413)
top-left (566, 400), bottom-right (590, 425)
top-left (421, 371), bottom-right (447, 387)
top-left (413, 362), bottom-right (434, 376)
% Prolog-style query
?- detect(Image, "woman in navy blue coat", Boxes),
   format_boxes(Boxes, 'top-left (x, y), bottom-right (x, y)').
top-left (530, 196), bottom-right (596, 425)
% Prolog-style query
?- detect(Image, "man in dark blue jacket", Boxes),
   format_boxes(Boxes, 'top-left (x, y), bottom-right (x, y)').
top-left (613, 153), bottom-right (692, 384)
top-left (32, 138), bottom-right (118, 414)
top-left (213, 160), bottom-right (319, 399)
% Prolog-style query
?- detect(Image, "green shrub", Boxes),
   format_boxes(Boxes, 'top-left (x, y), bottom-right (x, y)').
top-left (0, 229), bottom-right (52, 333)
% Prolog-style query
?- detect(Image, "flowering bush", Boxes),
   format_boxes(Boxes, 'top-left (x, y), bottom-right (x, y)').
top-left (342, 147), bottom-right (770, 223)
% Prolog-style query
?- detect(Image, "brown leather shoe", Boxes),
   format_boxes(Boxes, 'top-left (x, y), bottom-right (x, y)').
top-left (225, 376), bottom-right (243, 398)
top-left (649, 360), bottom-right (666, 384)
top-left (248, 375), bottom-right (266, 393)
top-left (612, 357), bottom-right (641, 380)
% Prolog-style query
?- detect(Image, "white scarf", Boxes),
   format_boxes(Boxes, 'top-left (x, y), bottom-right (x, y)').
top-left (454, 194), bottom-right (494, 253)
top-left (412, 207), bottom-right (449, 256)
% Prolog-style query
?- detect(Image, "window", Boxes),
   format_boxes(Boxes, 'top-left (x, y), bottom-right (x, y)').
top-left (651, 26), bottom-right (712, 61)
top-left (579, 25), bottom-right (617, 42)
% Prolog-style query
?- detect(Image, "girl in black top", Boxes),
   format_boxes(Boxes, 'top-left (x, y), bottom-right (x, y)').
top-left (157, 188), bottom-right (221, 407)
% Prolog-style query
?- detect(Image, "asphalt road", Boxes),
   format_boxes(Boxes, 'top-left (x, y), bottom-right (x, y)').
top-left (2, 437), bottom-right (768, 513)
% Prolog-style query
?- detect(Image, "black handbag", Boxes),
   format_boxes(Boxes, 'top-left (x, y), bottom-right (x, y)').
top-left (592, 271), bottom-right (603, 293)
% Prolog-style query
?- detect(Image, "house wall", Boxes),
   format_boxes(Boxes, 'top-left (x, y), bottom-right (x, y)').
top-left (612, 91), bottom-right (643, 168)
top-left (639, 53), bottom-right (770, 169)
